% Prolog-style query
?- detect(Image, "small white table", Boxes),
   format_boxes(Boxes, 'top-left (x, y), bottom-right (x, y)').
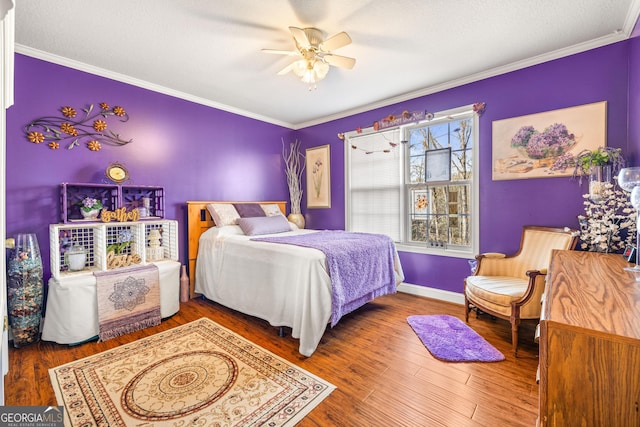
top-left (41, 260), bottom-right (180, 344)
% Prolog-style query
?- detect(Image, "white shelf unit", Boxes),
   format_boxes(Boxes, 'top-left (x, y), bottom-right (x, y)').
top-left (50, 219), bottom-right (178, 279)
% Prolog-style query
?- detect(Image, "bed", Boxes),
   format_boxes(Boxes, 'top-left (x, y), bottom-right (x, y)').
top-left (186, 201), bottom-right (404, 356)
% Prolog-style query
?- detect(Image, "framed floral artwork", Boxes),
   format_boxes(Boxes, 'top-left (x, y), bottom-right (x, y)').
top-left (306, 144), bottom-right (331, 208)
top-left (492, 101), bottom-right (607, 180)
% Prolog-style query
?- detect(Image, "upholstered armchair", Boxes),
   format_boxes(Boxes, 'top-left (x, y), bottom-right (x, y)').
top-left (464, 226), bottom-right (578, 357)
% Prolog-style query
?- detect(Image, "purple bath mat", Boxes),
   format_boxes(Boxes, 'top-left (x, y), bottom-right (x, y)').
top-left (407, 315), bottom-right (505, 362)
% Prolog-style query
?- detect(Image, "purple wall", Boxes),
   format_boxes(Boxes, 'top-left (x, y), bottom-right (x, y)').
top-left (6, 38), bottom-right (636, 294)
top-left (6, 55), bottom-right (294, 280)
top-left (629, 38), bottom-right (640, 163)
top-left (299, 40), bottom-right (631, 292)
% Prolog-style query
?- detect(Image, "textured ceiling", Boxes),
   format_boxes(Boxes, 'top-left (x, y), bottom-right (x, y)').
top-left (13, 0), bottom-right (640, 129)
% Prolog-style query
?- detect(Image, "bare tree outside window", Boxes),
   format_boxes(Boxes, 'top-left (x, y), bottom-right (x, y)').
top-left (407, 116), bottom-right (473, 249)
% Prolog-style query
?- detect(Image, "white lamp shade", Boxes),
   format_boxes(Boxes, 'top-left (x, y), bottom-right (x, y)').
top-left (314, 61), bottom-right (329, 79)
top-left (291, 59), bottom-right (330, 84)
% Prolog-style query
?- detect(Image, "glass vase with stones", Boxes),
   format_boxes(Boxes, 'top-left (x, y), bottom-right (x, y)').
top-left (6, 233), bottom-right (44, 347)
top-left (588, 164), bottom-right (612, 202)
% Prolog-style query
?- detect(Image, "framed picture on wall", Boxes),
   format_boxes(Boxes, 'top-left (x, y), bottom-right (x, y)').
top-left (306, 144), bottom-right (331, 208)
top-left (492, 101), bottom-right (607, 181)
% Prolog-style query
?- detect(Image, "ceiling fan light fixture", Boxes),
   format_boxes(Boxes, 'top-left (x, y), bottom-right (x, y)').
top-left (292, 59), bottom-right (330, 86)
top-left (265, 26), bottom-right (354, 89)
top-left (314, 61), bottom-right (330, 79)
top-left (291, 59), bottom-right (309, 78)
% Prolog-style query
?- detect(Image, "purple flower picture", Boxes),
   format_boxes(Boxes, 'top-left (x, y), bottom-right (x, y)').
top-left (492, 101), bottom-right (606, 181)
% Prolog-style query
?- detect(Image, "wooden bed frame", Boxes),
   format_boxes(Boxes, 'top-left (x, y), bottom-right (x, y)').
top-left (186, 201), bottom-right (288, 298)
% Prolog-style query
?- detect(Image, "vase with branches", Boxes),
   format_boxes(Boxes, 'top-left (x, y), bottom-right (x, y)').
top-left (282, 139), bottom-right (305, 228)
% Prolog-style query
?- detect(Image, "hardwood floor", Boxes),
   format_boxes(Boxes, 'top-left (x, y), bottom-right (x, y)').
top-left (6, 292), bottom-right (539, 426)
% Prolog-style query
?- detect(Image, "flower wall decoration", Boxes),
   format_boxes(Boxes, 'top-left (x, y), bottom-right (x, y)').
top-left (24, 102), bottom-right (132, 151)
top-left (492, 101), bottom-right (607, 180)
top-left (341, 103), bottom-right (485, 154)
top-left (306, 144), bottom-right (331, 208)
top-left (472, 102), bottom-right (486, 115)
top-left (374, 109), bottom-right (426, 131)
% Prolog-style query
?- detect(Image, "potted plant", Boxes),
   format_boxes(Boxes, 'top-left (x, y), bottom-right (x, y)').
top-left (573, 146), bottom-right (625, 179)
top-left (572, 147), bottom-right (625, 200)
top-left (107, 229), bottom-right (134, 255)
top-left (78, 197), bottom-right (103, 220)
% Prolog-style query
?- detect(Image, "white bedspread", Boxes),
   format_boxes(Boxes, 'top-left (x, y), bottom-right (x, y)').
top-left (195, 226), bottom-right (404, 356)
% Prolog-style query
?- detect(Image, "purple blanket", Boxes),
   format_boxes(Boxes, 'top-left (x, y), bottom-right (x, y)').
top-left (252, 230), bottom-right (397, 326)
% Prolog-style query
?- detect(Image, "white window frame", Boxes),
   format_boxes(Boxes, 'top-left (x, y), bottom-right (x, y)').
top-left (345, 105), bottom-right (479, 259)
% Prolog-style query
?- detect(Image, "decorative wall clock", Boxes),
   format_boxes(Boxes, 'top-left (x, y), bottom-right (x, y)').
top-left (105, 162), bottom-right (129, 184)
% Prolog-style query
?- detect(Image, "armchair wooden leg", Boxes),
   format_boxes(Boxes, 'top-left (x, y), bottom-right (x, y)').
top-left (511, 319), bottom-right (519, 357)
top-left (464, 295), bottom-right (470, 322)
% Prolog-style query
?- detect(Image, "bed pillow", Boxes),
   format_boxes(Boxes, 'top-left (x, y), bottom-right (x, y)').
top-left (238, 215), bottom-right (291, 236)
top-left (233, 203), bottom-right (266, 218)
top-left (260, 203), bottom-right (285, 217)
top-left (201, 225), bottom-right (244, 240)
top-left (206, 203), bottom-right (240, 226)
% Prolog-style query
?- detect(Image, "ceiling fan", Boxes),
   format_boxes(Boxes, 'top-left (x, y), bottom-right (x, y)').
top-left (262, 27), bottom-right (356, 88)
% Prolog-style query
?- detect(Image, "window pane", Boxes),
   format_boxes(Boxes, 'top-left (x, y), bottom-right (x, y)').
top-left (449, 184), bottom-right (470, 215)
top-left (452, 148), bottom-right (473, 180)
top-left (409, 188), bottom-right (428, 242)
top-left (449, 215), bottom-right (470, 247)
top-left (427, 214), bottom-right (448, 248)
top-left (411, 217), bottom-right (427, 243)
top-left (429, 186), bottom-right (447, 215)
top-left (348, 129), bottom-right (402, 241)
top-left (425, 186), bottom-right (447, 247)
top-left (449, 119), bottom-right (473, 150)
top-left (409, 154), bottom-right (425, 184)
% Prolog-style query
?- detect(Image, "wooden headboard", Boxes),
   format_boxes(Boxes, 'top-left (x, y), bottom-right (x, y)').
top-left (186, 201), bottom-right (287, 298)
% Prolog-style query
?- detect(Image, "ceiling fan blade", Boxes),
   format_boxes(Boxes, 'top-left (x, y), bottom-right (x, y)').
top-left (289, 26), bottom-right (310, 47)
top-left (277, 62), bottom-right (297, 75)
top-left (261, 49), bottom-right (300, 56)
top-left (320, 32), bottom-right (352, 52)
top-left (323, 54), bottom-right (356, 70)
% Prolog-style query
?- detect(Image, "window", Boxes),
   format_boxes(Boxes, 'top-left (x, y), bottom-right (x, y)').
top-left (346, 105), bottom-right (478, 257)
top-left (346, 128), bottom-right (402, 241)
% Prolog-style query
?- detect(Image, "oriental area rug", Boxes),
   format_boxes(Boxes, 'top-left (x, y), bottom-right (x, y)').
top-left (49, 318), bottom-right (335, 426)
top-left (407, 315), bottom-right (505, 362)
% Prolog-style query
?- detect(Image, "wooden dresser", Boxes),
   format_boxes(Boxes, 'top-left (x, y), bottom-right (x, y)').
top-left (539, 250), bottom-right (640, 426)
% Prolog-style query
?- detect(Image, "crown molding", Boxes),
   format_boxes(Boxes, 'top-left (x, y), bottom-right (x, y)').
top-left (295, 30), bottom-right (630, 129)
top-left (15, 26), bottom-right (633, 131)
top-left (14, 44), bottom-right (297, 129)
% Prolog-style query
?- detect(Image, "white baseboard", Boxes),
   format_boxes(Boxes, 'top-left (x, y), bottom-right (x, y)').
top-left (397, 282), bottom-right (465, 305)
